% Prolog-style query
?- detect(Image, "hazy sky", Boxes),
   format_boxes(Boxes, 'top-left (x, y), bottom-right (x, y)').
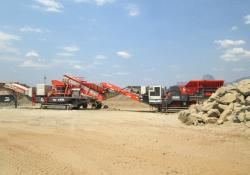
top-left (0, 0), bottom-right (250, 86)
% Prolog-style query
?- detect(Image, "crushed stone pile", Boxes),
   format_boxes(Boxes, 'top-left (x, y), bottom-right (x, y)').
top-left (103, 94), bottom-right (150, 111)
top-left (18, 95), bottom-right (32, 106)
top-left (178, 79), bottom-right (250, 125)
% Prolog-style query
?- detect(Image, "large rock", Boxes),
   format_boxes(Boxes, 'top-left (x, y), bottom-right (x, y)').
top-left (201, 101), bottom-right (218, 112)
top-left (238, 112), bottom-right (246, 122)
top-left (227, 84), bottom-right (239, 93)
top-left (237, 85), bottom-right (250, 96)
top-left (233, 103), bottom-right (244, 115)
top-left (189, 104), bottom-right (202, 113)
top-left (237, 80), bottom-right (250, 96)
top-left (232, 115), bottom-right (241, 123)
top-left (178, 110), bottom-right (191, 123)
top-left (218, 92), bottom-right (237, 105)
top-left (207, 109), bottom-right (220, 118)
top-left (203, 117), bottom-right (218, 124)
top-left (232, 104), bottom-right (250, 115)
top-left (245, 112), bottom-right (250, 121)
top-left (178, 110), bottom-right (204, 125)
top-left (188, 113), bottom-right (203, 125)
top-left (217, 103), bottom-right (234, 125)
top-left (236, 94), bottom-right (246, 104)
top-left (241, 106), bottom-right (250, 112)
top-left (215, 87), bottom-right (227, 97)
top-left (217, 104), bottom-right (227, 113)
top-left (233, 112), bottom-right (250, 123)
top-left (246, 96), bottom-right (250, 105)
top-left (239, 79), bottom-right (250, 86)
top-left (208, 92), bottom-right (219, 102)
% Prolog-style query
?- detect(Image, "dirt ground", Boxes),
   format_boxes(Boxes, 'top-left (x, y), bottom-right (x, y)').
top-left (0, 108), bottom-right (250, 175)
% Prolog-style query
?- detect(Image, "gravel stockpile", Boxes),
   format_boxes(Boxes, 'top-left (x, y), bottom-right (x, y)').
top-left (178, 79), bottom-right (250, 125)
top-left (103, 94), bottom-right (150, 111)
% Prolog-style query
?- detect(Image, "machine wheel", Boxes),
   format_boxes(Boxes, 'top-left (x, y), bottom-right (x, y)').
top-left (40, 105), bottom-right (47, 109)
top-left (74, 105), bottom-right (81, 110)
top-left (82, 103), bottom-right (88, 109)
top-left (91, 102), bottom-right (102, 109)
top-left (66, 104), bottom-right (73, 110)
top-left (157, 105), bottom-right (162, 112)
top-left (95, 102), bottom-right (102, 109)
top-left (91, 103), bottom-right (96, 109)
top-left (103, 105), bottom-right (108, 109)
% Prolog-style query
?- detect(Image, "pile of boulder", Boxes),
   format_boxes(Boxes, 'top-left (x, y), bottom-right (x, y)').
top-left (178, 79), bottom-right (250, 125)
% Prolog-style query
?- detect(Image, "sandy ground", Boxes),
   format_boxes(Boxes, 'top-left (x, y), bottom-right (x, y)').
top-left (0, 108), bottom-right (250, 175)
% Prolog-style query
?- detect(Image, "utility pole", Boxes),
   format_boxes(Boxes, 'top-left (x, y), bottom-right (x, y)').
top-left (14, 92), bottom-right (17, 108)
top-left (44, 75), bottom-right (47, 84)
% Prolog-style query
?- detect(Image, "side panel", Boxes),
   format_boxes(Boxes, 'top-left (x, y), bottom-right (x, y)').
top-left (148, 86), bottom-right (163, 104)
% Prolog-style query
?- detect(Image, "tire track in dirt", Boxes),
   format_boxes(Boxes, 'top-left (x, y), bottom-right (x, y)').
top-left (0, 131), bottom-right (82, 175)
top-left (0, 109), bottom-right (250, 175)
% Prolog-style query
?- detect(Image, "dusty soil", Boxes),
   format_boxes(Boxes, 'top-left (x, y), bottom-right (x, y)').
top-left (0, 108), bottom-right (250, 175)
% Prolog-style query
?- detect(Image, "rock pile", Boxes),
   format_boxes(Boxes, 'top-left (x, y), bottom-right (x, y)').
top-left (178, 79), bottom-right (250, 125)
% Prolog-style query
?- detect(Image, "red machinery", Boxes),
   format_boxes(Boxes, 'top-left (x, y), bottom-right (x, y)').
top-left (63, 74), bottom-right (105, 101)
top-left (33, 74), bottom-right (224, 111)
top-left (35, 74), bottom-right (139, 109)
top-left (179, 80), bottom-right (224, 97)
top-left (164, 80), bottom-right (224, 109)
